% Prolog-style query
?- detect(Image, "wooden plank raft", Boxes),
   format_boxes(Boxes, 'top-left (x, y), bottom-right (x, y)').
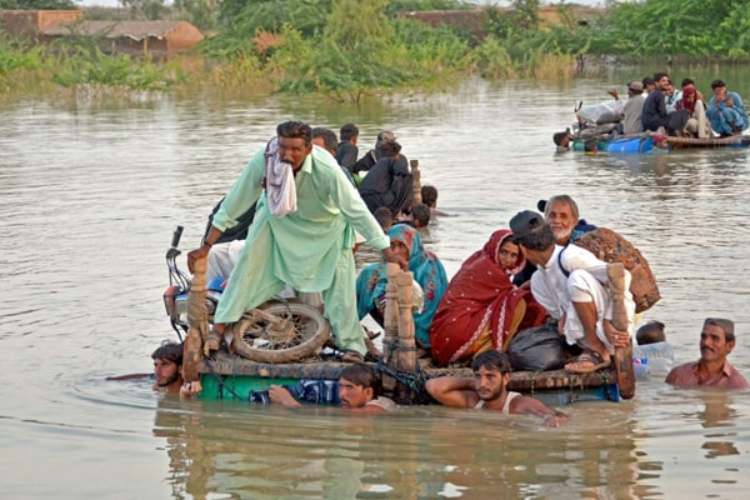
top-left (201, 351), bottom-right (616, 392)
top-left (666, 134), bottom-right (750, 148)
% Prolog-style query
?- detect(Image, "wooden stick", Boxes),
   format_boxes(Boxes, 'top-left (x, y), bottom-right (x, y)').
top-left (183, 255), bottom-right (210, 382)
top-left (608, 263), bottom-right (635, 399)
top-left (382, 263), bottom-right (401, 393)
top-left (395, 270), bottom-right (416, 374)
top-left (410, 159), bottom-right (422, 206)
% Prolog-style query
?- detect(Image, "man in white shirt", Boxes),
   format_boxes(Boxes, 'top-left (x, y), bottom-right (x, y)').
top-left (509, 211), bottom-right (634, 373)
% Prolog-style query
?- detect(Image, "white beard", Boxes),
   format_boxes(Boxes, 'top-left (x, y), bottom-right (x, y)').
top-left (553, 227), bottom-right (573, 244)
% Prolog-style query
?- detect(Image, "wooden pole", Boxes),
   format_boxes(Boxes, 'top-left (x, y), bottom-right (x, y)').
top-left (395, 270), bottom-right (416, 374)
top-left (608, 263), bottom-right (635, 399)
top-left (183, 255), bottom-right (211, 382)
top-left (410, 159), bottom-right (422, 206)
top-left (382, 263), bottom-right (401, 393)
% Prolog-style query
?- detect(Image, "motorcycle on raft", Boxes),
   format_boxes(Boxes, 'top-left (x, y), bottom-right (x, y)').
top-left (161, 226), bottom-right (332, 364)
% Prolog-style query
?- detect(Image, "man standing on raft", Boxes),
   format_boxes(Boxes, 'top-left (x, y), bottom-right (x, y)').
top-left (188, 121), bottom-right (395, 361)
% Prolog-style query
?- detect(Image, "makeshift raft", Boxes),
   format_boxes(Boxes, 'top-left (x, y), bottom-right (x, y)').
top-left (184, 246), bottom-right (630, 406)
top-left (572, 134), bottom-right (750, 154)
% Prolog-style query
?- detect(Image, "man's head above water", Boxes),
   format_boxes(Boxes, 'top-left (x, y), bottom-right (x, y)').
top-left (471, 351), bottom-right (512, 402)
top-left (152, 342), bottom-right (183, 390)
top-left (544, 194), bottom-right (580, 246)
top-left (338, 364), bottom-right (382, 408)
top-left (277, 121), bottom-right (313, 170)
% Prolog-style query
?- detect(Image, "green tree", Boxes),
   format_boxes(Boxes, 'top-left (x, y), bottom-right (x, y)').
top-left (119, 0), bottom-right (167, 21)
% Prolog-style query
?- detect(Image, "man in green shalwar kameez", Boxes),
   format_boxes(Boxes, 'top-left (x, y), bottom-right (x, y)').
top-left (189, 121), bottom-right (393, 358)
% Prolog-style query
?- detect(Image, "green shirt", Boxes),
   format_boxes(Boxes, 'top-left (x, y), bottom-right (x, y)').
top-left (212, 145), bottom-right (390, 292)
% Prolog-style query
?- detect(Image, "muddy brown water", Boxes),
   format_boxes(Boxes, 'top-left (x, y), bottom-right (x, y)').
top-left (1, 71), bottom-right (749, 498)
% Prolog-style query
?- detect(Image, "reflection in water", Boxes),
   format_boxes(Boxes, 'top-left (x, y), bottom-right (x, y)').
top-left (152, 399), bottom-right (656, 499)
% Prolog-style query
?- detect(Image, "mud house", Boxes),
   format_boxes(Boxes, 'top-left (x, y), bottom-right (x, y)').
top-left (1, 10), bottom-right (203, 58)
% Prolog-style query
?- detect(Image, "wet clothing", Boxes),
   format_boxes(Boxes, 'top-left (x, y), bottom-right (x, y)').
top-left (430, 230), bottom-right (547, 366)
top-left (642, 90), bottom-right (668, 131)
top-left (666, 360), bottom-right (748, 390)
top-left (622, 94), bottom-right (645, 134)
top-left (707, 91), bottom-right (748, 136)
top-left (336, 142), bottom-right (359, 171)
top-left (211, 145), bottom-right (389, 355)
top-left (530, 244), bottom-right (635, 352)
top-left (357, 225), bottom-right (448, 348)
top-left (473, 391), bottom-right (521, 414)
top-left (358, 155), bottom-right (414, 215)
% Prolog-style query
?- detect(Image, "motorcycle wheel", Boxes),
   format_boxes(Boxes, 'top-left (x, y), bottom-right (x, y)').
top-left (232, 302), bottom-right (330, 363)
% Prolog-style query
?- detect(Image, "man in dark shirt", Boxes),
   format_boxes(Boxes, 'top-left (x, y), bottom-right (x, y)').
top-left (351, 130), bottom-right (401, 175)
top-left (336, 123), bottom-right (359, 170)
top-left (358, 140), bottom-right (413, 215)
top-left (641, 72), bottom-right (670, 132)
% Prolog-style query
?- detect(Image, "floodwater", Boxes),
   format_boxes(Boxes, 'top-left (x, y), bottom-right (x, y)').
top-left (1, 69), bottom-right (749, 498)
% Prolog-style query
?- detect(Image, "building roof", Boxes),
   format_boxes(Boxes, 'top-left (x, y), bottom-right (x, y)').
top-left (42, 20), bottom-right (189, 41)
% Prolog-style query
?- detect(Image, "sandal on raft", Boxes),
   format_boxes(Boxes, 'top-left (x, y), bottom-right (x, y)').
top-left (565, 351), bottom-right (611, 374)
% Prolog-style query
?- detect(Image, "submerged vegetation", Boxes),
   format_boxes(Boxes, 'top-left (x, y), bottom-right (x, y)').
top-left (3, 0), bottom-right (750, 98)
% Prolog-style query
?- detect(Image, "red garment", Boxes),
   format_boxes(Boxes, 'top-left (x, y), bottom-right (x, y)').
top-left (429, 230), bottom-right (547, 366)
top-left (678, 85), bottom-right (697, 114)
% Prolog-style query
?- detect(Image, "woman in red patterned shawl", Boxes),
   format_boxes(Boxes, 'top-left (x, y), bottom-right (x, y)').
top-left (429, 229), bottom-right (548, 366)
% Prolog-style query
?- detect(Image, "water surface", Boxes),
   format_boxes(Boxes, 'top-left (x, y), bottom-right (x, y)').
top-left (1, 71), bottom-right (749, 498)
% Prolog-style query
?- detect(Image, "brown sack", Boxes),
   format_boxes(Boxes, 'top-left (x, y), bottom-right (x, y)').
top-left (573, 228), bottom-right (660, 313)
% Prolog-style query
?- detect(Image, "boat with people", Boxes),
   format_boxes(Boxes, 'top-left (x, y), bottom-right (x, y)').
top-left (559, 73), bottom-right (750, 155)
top-left (163, 173), bottom-right (644, 408)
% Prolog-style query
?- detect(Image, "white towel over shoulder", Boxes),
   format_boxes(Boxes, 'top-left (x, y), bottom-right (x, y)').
top-left (264, 137), bottom-right (297, 217)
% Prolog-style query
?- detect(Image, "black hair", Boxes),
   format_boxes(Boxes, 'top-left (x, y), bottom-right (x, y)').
top-left (711, 79), bottom-right (726, 89)
top-left (373, 206), bottom-right (393, 231)
top-left (340, 123), bottom-right (359, 141)
top-left (340, 364), bottom-right (381, 397)
top-left (642, 77), bottom-right (655, 87)
top-left (553, 130), bottom-right (570, 146)
top-left (471, 350), bottom-right (512, 374)
top-left (681, 78), bottom-right (695, 88)
top-left (421, 185), bottom-right (438, 208)
top-left (653, 72), bottom-right (670, 82)
top-left (277, 121), bottom-right (312, 146)
top-left (311, 127), bottom-right (338, 153)
top-left (636, 321), bottom-right (666, 345)
top-left (516, 223), bottom-right (555, 251)
top-left (151, 341), bottom-right (183, 365)
top-left (411, 204), bottom-right (431, 228)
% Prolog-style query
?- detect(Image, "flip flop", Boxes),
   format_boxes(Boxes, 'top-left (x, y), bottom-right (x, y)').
top-left (565, 351), bottom-right (611, 374)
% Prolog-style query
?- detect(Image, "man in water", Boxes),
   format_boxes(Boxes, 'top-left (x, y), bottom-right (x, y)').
top-left (268, 363), bottom-right (396, 413)
top-left (706, 79), bottom-right (749, 136)
top-left (666, 318), bottom-right (748, 390)
top-left (426, 351), bottom-right (567, 427)
top-left (189, 121), bottom-right (395, 362)
top-left (336, 123), bottom-right (359, 171)
top-left (152, 342), bottom-right (183, 393)
top-left (510, 211), bottom-right (633, 373)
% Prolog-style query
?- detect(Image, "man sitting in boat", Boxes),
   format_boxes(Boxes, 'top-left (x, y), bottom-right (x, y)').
top-left (642, 72), bottom-right (688, 135)
top-left (152, 342), bottom-right (183, 394)
top-left (429, 229), bottom-right (547, 366)
top-left (357, 224), bottom-right (448, 354)
top-left (268, 364), bottom-right (397, 413)
top-left (621, 80), bottom-right (645, 135)
top-left (426, 351), bottom-right (567, 427)
top-left (706, 80), bottom-right (749, 137)
top-left (188, 121), bottom-right (396, 362)
top-left (666, 318), bottom-right (749, 390)
top-left (514, 195), bottom-right (596, 286)
top-left (509, 211), bottom-right (634, 374)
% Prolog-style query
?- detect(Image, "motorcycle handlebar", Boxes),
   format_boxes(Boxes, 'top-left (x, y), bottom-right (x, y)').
top-left (171, 226), bottom-right (184, 248)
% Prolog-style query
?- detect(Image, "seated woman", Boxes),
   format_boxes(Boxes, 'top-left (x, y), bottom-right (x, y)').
top-left (356, 224), bottom-right (448, 350)
top-left (429, 229), bottom-right (548, 366)
top-left (675, 84), bottom-right (710, 138)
